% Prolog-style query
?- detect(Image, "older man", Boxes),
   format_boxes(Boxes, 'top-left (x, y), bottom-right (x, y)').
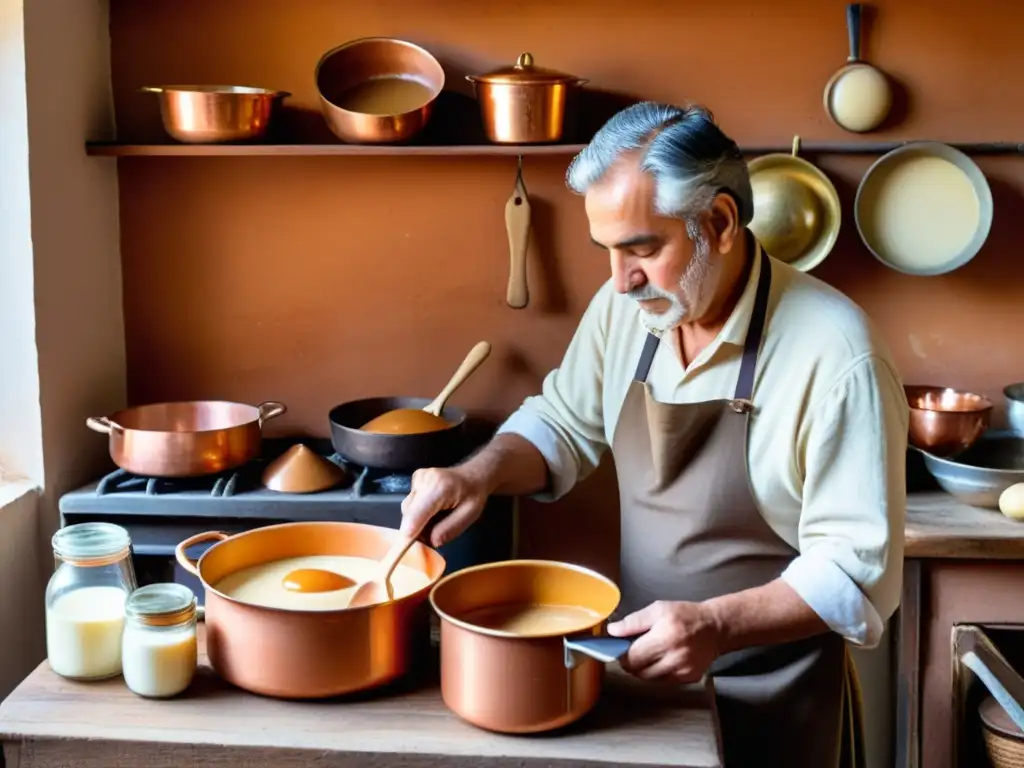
top-left (401, 102), bottom-right (908, 767)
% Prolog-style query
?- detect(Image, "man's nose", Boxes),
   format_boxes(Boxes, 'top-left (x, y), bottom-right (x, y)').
top-left (610, 253), bottom-right (638, 294)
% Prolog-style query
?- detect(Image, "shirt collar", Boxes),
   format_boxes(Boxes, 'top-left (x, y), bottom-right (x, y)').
top-left (716, 235), bottom-right (764, 349)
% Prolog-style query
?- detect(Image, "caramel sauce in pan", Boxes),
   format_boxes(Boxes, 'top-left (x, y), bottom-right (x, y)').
top-left (335, 76), bottom-right (434, 116)
top-left (360, 408), bottom-right (451, 435)
top-left (458, 603), bottom-right (603, 636)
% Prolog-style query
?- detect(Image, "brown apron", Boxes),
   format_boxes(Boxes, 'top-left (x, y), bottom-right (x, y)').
top-left (612, 249), bottom-right (865, 768)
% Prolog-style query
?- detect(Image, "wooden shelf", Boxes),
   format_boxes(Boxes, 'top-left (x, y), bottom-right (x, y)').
top-left (84, 142), bottom-right (588, 157)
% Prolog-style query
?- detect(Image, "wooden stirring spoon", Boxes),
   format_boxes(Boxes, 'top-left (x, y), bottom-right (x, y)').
top-left (347, 530), bottom-right (421, 608)
top-left (360, 341), bottom-right (492, 434)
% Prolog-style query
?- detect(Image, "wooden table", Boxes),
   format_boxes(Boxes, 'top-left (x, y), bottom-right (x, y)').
top-left (0, 628), bottom-right (722, 768)
top-left (896, 491), bottom-right (1024, 768)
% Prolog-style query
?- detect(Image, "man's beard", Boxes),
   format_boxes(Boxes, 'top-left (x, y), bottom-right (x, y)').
top-left (627, 236), bottom-right (712, 333)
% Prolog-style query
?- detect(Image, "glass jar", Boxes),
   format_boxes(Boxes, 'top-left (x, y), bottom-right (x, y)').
top-left (44, 522), bottom-right (137, 681)
top-left (121, 583), bottom-right (198, 698)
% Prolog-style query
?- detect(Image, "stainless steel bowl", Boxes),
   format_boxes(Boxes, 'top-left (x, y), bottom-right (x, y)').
top-left (920, 430), bottom-right (1024, 509)
top-left (1004, 383), bottom-right (1024, 436)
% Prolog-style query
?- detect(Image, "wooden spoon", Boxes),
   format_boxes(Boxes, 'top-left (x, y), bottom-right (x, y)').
top-left (347, 532), bottom-right (420, 608)
top-left (359, 341), bottom-right (492, 434)
top-left (505, 162), bottom-right (531, 309)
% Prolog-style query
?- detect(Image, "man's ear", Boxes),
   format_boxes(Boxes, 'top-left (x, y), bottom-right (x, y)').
top-left (708, 192), bottom-right (740, 254)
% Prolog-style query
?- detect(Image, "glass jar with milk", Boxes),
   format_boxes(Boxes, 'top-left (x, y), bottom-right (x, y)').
top-left (45, 522), bottom-right (137, 681)
top-left (121, 583), bottom-right (198, 698)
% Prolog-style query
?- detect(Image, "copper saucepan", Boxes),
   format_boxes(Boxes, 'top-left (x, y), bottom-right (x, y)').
top-left (430, 560), bottom-right (633, 733)
top-left (86, 400), bottom-right (286, 478)
top-left (175, 522), bottom-right (446, 699)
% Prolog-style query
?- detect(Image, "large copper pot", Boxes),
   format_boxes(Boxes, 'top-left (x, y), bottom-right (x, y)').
top-left (175, 522), bottom-right (446, 699)
top-left (466, 53), bottom-right (587, 144)
top-left (429, 560), bottom-right (631, 733)
top-left (315, 37), bottom-right (445, 144)
top-left (86, 400), bottom-right (286, 478)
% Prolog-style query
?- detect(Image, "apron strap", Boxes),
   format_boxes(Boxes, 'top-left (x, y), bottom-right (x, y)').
top-left (733, 248), bottom-right (773, 402)
top-left (634, 331), bottom-right (661, 383)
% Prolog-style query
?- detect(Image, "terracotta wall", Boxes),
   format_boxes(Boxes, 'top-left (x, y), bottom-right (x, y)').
top-left (108, 0), bottom-right (1024, 577)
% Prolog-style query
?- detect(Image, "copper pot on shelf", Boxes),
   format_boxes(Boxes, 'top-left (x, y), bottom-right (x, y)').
top-left (86, 400), bottom-right (286, 478)
top-left (429, 559), bottom-right (630, 733)
top-left (315, 37), bottom-right (445, 144)
top-left (175, 522), bottom-right (446, 699)
top-left (140, 85), bottom-right (289, 144)
top-left (466, 53), bottom-right (587, 144)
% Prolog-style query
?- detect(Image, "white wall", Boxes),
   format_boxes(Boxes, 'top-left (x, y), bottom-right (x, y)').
top-left (0, 0), bottom-right (124, 699)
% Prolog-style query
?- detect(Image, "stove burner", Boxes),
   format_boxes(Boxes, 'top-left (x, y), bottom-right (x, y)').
top-left (95, 467), bottom-right (253, 497)
top-left (329, 454), bottom-right (412, 497)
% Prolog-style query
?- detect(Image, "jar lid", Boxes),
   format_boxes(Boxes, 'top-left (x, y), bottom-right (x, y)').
top-left (468, 53), bottom-right (584, 86)
top-left (126, 583), bottom-right (197, 626)
top-left (52, 522), bottom-right (131, 563)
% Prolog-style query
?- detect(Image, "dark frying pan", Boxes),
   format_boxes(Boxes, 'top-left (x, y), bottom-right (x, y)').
top-left (329, 397), bottom-right (469, 472)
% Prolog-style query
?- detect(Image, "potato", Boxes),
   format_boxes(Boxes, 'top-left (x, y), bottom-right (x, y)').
top-left (998, 483), bottom-right (1024, 520)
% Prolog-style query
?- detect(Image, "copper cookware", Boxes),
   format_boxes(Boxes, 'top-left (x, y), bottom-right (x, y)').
top-left (466, 53), bottom-right (587, 144)
top-left (140, 85), bottom-right (289, 144)
top-left (905, 385), bottom-right (993, 458)
top-left (174, 522), bottom-right (445, 699)
top-left (430, 560), bottom-right (631, 733)
top-left (86, 400), bottom-right (286, 478)
top-left (315, 37), bottom-right (445, 144)
top-left (747, 136), bottom-right (841, 272)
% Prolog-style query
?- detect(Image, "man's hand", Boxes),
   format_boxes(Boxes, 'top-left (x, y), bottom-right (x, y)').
top-left (400, 467), bottom-right (488, 548)
top-left (606, 600), bottom-right (722, 683)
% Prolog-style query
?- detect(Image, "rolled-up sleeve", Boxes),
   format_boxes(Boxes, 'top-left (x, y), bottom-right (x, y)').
top-left (496, 284), bottom-right (614, 501)
top-left (780, 353), bottom-right (908, 649)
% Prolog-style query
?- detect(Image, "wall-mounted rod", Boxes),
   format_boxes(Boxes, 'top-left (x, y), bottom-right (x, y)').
top-left (739, 141), bottom-right (1024, 156)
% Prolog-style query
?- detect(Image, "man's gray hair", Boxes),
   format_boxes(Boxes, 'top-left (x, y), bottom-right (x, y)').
top-left (566, 102), bottom-right (753, 228)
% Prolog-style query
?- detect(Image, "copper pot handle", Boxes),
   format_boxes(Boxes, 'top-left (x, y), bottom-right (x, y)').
top-left (563, 636), bottom-right (635, 670)
top-left (256, 401), bottom-right (287, 425)
top-left (85, 416), bottom-right (123, 434)
top-left (174, 531), bottom-right (230, 577)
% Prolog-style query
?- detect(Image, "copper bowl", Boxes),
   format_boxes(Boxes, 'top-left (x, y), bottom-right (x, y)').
top-left (140, 85), bottom-right (289, 144)
top-left (315, 37), bottom-right (444, 144)
top-left (905, 385), bottom-right (993, 458)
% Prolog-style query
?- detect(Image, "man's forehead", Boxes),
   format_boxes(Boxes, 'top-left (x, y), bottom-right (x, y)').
top-left (584, 160), bottom-right (659, 246)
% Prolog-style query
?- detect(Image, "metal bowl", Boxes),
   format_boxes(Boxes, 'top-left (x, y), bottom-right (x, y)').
top-left (140, 85), bottom-right (289, 144)
top-left (314, 37), bottom-right (445, 144)
top-left (1004, 383), bottom-right (1024, 436)
top-left (905, 385), bottom-right (993, 458)
top-left (920, 430), bottom-right (1024, 509)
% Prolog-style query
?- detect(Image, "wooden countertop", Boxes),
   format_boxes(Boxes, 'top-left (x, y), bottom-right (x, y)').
top-left (906, 491), bottom-right (1024, 559)
top-left (0, 629), bottom-right (722, 768)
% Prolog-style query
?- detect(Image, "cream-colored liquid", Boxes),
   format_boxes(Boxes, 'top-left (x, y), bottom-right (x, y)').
top-left (46, 586), bottom-right (128, 680)
top-left (122, 623), bottom-right (198, 698)
top-left (215, 555), bottom-right (431, 610)
top-left (458, 603), bottom-right (602, 636)
top-left (335, 76), bottom-right (434, 115)
top-left (859, 155), bottom-right (982, 272)
top-left (829, 66), bottom-right (891, 132)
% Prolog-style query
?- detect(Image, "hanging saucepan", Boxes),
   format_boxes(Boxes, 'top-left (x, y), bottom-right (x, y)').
top-left (329, 341), bottom-right (491, 471)
top-left (430, 559), bottom-right (634, 734)
top-left (855, 142), bottom-right (993, 276)
top-left (823, 3), bottom-right (892, 133)
top-left (747, 136), bottom-right (841, 272)
top-left (175, 521), bottom-right (446, 698)
top-left (86, 400), bottom-right (287, 478)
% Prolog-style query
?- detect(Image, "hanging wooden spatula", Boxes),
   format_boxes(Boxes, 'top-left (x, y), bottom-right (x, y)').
top-left (505, 159), bottom-right (531, 309)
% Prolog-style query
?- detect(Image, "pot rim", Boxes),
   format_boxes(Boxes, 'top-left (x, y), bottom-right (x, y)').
top-left (429, 558), bottom-right (620, 640)
top-left (97, 399), bottom-right (285, 435)
top-left (192, 521), bottom-right (447, 615)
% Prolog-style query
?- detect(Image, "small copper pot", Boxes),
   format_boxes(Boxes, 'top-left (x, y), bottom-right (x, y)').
top-left (429, 560), bottom-right (631, 733)
top-left (905, 385), bottom-right (993, 458)
top-left (140, 86), bottom-right (289, 144)
top-left (86, 400), bottom-right (287, 478)
top-left (315, 37), bottom-right (445, 144)
top-left (175, 522), bottom-right (446, 699)
top-left (467, 53), bottom-right (587, 144)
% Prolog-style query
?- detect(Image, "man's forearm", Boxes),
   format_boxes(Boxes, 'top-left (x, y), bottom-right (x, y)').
top-left (703, 578), bottom-right (830, 655)
top-left (459, 433), bottom-right (550, 497)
